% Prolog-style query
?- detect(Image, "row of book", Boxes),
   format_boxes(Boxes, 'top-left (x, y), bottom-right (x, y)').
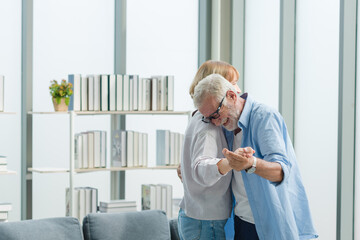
top-left (156, 130), bottom-right (184, 166)
top-left (111, 130), bottom-right (148, 168)
top-left (66, 187), bottom-right (98, 222)
top-left (141, 184), bottom-right (173, 218)
top-left (0, 75), bottom-right (4, 112)
top-left (99, 200), bottom-right (137, 213)
top-left (0, 155), bottom-right (8, 172)
top-left (0, 202), bottom-right (11, 222)
top-left (68, 74), bottom-right (174, 112)
top-left (74, 131), bottom-right (107, 169)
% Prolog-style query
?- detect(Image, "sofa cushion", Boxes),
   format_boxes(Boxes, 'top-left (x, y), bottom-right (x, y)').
top-left (0, 217), bottom-right (83, 240)
top-left (83, 210), bottom-right (170, 240)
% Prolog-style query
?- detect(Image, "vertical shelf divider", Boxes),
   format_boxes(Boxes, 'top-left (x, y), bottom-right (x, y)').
top-left (69, 111), bottom-right (75, 216)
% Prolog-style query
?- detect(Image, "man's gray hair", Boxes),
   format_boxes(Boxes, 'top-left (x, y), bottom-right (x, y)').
top-left (193, 73), bottom-right (236, 109)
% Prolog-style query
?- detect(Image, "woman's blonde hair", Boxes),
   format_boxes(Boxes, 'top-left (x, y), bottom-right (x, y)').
top-left (189, 60), bottom-right (239, 97)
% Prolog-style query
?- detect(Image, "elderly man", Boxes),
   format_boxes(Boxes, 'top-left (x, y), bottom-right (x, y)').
top-left (192, 73), bottom-right (318, 240)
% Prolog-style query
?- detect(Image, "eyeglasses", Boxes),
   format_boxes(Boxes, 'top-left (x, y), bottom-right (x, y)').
top-left (202, 96), bottom-right (225, 123)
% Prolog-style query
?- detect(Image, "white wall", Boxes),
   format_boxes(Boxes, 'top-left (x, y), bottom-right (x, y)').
top-left (31, 0), bottom-right (198, 218)
top-left (244, 0), bottom-right (280, 110)
top-left (32, 0), bottom-right (114, 219)
top-left (295, 0), bottom-right (339, 239)
top-left (0, 0), bottom-right (22, 221)
top-left (125, 0), bottom-right (198, 212)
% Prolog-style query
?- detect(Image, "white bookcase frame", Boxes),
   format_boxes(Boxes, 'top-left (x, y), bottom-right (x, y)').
top-left (28, 110), bottom-right (190, 217)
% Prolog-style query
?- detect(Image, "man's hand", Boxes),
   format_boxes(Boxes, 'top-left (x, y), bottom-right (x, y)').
top-left (177, 164), bottom-right (183, 182)
top-left (234, 147), bottom-right (255, 158)
top-left (222, 148), bottom-right (254, 171)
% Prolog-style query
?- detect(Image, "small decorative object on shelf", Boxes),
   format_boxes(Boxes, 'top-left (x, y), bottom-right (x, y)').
top-left (49, 79), bottom-right (73, 111)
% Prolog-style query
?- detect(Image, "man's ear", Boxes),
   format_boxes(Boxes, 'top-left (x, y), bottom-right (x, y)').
top-left (226, 90), bottom-right (237, 102)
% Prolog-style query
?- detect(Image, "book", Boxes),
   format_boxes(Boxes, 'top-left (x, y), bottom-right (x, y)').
top-left (112, 130), bottom-right (122, 167)
top-left (123, 75), bottom-right (130, 111)
top-left (133, 131), bottom-right (139, 167)
top-left (144, 78), bottom-right (151, 111)
top-left (174, 133), bottom-right (180, 165)
top-left (159, 184), bottom-right (173, 218)
top-left (167, 75), bottom-right (174, 111)
top-left (127, 131), bottom-right (134, 167)
top-left (93, 131), bottom-right (101, 168)
top-left (170, 132), bottom-right (176, 166)
top-left (130, 75), bottom-right (139, 111)
top-left (100, 200), bottom-right (136, 208)
top-left (88, 132), bottom-right (94, 168)
top-left (85, 188), bottom-right (92, 215)
top-left (99, 206), bottom-right (137, 213)
top-left (138, 133), bottom-right (143, 167)
top-left (151, 77), bottom-right (158, 110)
top-left (129, 76), bottom-right (133, 110)
top-left (152, 76), bottom-right (167, 111)
top-left (78, 188), bottom-right (86, 221)
top-left (81, 75), bottom-right (88, 111)
top-left (116, 74), bottom-right (123, 111)
top-left (143, 133), bottom-right (148, 167)
top-left (161, 185), bottom-right (167, 213)
top-left (74, 134), bottom-right (83, 169)
top-left (141, 184), bottom-right (156, 210)
top-left (68, 74), bottom-right (81, 111)
top-left (91, 188), bottom-right (98, 213)
top-left (155, 185), bottom-right (162, 210)
top-left (120, 131), bottom-right (127, 167)
top-left (156, 130), bottom-right (170, 166)
top-left (0, 155), bottom-right (7, 165)
top-left (100, 131), bottom-right (107, 167)
top-left (87, 75), bottom-right (95, 111)
top-left (109, 74), bottom-right (116, 111)
top-left (0, 203), bottom-right (12, 212)
top-left (101, 75), bottom-right (109, 111)
top-left (93, 75), bottom-right (101, 111)
top-left (0, 212), bottom-right (8, 220)
top-left (0, 165), bottom-right (8, 171)
top-left (138, 77), bottom-right (144, 111)
top-left (82, 133), bottom-right (88, 168)
top-left (0, 75), bottom-right (3, 112)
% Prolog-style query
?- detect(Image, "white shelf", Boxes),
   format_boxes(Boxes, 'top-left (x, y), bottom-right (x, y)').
top-left (28, 166), bottom-right (177, 173)
top-left (0, 112), bottom-right (16, 114)
top-left (29, 110), bottom-right (191, 115)
top-left (0, 170), bottom-right (16, 175)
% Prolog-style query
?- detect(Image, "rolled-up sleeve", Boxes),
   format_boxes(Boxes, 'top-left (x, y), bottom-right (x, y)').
top-left (190, 127), bottom-right (229, 187)
top-left (253, 112), bottom-right (292, 186)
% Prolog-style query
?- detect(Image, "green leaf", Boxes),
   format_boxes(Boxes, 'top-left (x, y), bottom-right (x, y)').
top-left (56, 97), bottom-right (61, 104)
top-left (65, 97), bottom-right (70, 106)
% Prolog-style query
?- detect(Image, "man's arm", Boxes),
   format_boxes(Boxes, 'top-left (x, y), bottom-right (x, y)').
top-left (222, 148), bottom-right (283, 182)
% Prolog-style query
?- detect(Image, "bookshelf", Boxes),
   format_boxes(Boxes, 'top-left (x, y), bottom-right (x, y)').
top-left (29, 110), bottom-right (190, 217)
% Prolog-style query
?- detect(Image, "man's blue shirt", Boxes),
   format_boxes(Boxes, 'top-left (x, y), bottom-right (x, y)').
top-left (226, 93), bottom-right (318, 240)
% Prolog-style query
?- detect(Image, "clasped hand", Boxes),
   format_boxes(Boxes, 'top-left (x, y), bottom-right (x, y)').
top-left (222, 147), bottom-right (255, 171)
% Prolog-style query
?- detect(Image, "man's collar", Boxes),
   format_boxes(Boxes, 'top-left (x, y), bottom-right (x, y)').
top-left (237, 93), bottom-right (252, 129)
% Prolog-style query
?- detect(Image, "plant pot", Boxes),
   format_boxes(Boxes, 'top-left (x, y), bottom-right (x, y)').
top-left (52, 98), bottom-right (68, 112)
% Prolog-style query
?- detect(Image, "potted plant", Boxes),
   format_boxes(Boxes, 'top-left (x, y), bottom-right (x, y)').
top-left (49, 79), bottom-right (73, 111)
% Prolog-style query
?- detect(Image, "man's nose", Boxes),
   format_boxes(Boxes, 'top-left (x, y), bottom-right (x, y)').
top-left (211, 117), bottom-right (222, 126)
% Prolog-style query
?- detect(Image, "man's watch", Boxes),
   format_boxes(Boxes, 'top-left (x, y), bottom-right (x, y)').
top-left (245, 156), bottom-right (257, 174)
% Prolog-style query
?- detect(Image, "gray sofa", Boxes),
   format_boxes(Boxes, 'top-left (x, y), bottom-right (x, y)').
top-left (0, 210), bottom-right (179, 240)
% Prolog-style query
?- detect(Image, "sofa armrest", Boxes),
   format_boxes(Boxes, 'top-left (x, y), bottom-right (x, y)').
top-left (169, 218), bottom-right (180, 240)
top-left (83, 210), bottom-right (171, 240)
top-left (0, 217), bottom-right (83, 240)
